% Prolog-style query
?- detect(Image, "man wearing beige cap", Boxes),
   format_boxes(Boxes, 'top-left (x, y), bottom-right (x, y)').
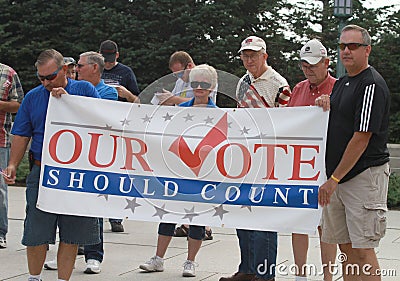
top-left (236, 35), bottom-right (291, 108)
top-left (288, 39), bottom-right (337, 281)
top-left (288, 39), bottom-right (336, 106)
top-left (220, 36), bottom-right (291, 281)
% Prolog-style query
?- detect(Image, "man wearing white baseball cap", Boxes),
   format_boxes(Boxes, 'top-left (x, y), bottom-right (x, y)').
top-left (288, 39), bottom-right (336, 106)
top-left (220, 36), bottom-right (292, 281)
top-left (288, 39), bottom-right (337, 281)
top-left (236, 36), bottom-right (291, 108)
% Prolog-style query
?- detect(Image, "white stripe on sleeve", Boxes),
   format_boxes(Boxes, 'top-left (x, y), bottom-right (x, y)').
top-left (360, 84), bottom-right (375, 131)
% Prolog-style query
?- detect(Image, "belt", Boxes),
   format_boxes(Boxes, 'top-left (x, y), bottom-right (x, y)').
top-left (34, 160), bottom-right (41, 166)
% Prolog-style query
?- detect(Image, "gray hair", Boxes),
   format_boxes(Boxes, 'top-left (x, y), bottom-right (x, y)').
top-left (35, 49), bottom-right (64, 68)
top-left (79, 51), bottom-right (105, 73)
top-left (342, 25), bottom-right (371, 45)
top-left (189, 64), bottom-right (218, 89)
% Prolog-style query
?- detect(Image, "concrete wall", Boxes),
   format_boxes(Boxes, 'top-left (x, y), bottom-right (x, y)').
top-left (389, 143), bottom-right (400, 174)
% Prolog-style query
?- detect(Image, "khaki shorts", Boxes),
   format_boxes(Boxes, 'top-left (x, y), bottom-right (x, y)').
top-left (321, 163), bottom-right (389, 248)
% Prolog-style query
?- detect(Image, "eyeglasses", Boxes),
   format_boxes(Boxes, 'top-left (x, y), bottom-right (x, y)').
top-left (338, 42), bottom-right (368, 51)
top-left (37, 66), bottom-right (62, 81)
top-left (76, 63), bottom-right (93, 69)
top-left (240, 53), bottom-right (262, 61)
top-left (190, 81), bottom-right (211, 89)
top-left (172, 64), bottom-right (188, 79)
top-left (299, 60), bottom-right (323, 71)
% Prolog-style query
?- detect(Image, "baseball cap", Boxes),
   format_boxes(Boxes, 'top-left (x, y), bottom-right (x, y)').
top-left (238, 36), bottom-right (266, 53)
top-left (99, 40), bottom-right (118, 62)
top-left (300, 39), bottom-right (327, 65)
top-left (64, 57), bottom-right (76, 65)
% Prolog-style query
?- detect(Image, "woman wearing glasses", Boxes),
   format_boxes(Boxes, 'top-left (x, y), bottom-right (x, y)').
top-left (139, 64), bottom-right (218, 278)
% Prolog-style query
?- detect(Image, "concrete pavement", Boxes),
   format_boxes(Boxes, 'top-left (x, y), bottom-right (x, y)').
top-left (1, 185), bottom-right (399, 280)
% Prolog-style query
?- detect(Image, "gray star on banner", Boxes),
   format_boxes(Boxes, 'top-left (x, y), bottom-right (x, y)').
top-left (120, 118), bottom-right (131, 126)
top-left (162, 112), bottom-right (174, 121)
top-left (204, 116), bottom-right (214, 124)
top-left (97, 194), bottom-right (109, 201)
top-left (183, 113), bottom-right (194, 122)
top-left (105, 124), bottom-right (112, 129)
top-left (240, 126), bottom-right (250, 135)
top-left (142, 114), bottom-right (152, 123)
top-left (153, 204), bottom-right (170, 219)
top-left (228, 122), bottom-right (233, 128)
top-left (182, 206), bottom-right (199, 222)
top-left (124, 198), bottom-right (141, 214)
top-left (213, 205), bottom-right (229, 220)
top-left (241, 205), bottom-right (252, 212)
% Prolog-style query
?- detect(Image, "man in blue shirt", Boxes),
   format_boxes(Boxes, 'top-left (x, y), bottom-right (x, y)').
top-left (76, 50), bottom-right (117, 274)
top-left (77, 51), bottom-right (118, 101)
top-left (3, 49), bottom-right (101, 281)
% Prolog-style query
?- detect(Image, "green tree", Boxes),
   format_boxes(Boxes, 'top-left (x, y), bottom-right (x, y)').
top-left (0, 0), bottom-right (398, 138)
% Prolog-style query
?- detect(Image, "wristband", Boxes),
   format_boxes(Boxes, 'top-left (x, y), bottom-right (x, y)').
top-left (331, 175), bottom-right (340, 183)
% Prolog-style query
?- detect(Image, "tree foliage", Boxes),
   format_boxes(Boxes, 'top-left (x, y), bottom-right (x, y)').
top-left (0, 0), bottom-right (399, 141)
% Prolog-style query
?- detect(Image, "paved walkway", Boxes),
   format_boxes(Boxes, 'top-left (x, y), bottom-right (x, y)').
top-left (1, 185), bottom-right (399, 280)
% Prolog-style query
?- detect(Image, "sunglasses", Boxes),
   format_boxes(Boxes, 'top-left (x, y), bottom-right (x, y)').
top-left (37, 66), bottom-right (62, 81)
top-left (338, 42), bottom-right (368, 51)
top-left (172, 64), bottom-right (188, 79)
top-left (190, 81), bottom-right (211, 89)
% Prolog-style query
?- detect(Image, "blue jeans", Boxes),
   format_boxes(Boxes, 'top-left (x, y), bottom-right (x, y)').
top-left (109, 218), bottom-right (122, 224)
top-left (0, 147), bottom-right (9, 238)
top-left (84, 218), bottom-right (104, 262)
top-left (22, 165), bottom-right (100, 246)
top-left (236, 229), bottom-right (277, 280)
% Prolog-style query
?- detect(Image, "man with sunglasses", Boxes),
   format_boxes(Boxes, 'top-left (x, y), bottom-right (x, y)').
top-left (220, 36), bottom-right (291, 281)
top-left (288, 39), bottom-right (337, 281)
top-left (317, 25), bottom-right (390, 281)
top-left (0, 63), bottom-right (24, 250)
top-left (155, 51), bottom-right (217, 106)
top-left (3, 49), bottom-right (101, 281)
top-left (43, 51), bottom-right (118, 275)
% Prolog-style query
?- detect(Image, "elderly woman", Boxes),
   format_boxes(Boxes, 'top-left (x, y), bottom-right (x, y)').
top-left (179, 64), bottom-right (217, 107)
top-left (139, 64), bottom-right (218, 278)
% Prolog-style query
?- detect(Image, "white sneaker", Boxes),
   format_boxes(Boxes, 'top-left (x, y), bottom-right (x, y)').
top-left (84, 259), bottom-right (101, 274)
top-left (0, 236), bottom-right (6, 248)
top-left (182, 260), bottom-right (197, 277)
top-left (139, 256), bottom-right (164, 272)
top-left (44, 259), bottom-right (57, 270)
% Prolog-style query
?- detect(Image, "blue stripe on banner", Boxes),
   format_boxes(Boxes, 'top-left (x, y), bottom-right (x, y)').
top-left (41, 165), bottom-right (319, 209)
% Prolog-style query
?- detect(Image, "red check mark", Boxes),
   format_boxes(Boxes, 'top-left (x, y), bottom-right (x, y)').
top-left (169, 113), bottom-right (228, 176)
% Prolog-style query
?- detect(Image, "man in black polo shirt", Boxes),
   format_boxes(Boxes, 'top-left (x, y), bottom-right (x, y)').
top-left (317, 25), bottom-right (390, 281)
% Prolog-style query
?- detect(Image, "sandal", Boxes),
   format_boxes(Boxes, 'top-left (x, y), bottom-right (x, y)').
top-left (174, 224), bottom-right (189, 237)
top-left (203, 228), bottom-right (213, 240)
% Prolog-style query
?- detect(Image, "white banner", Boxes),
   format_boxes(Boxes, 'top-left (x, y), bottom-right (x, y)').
top-left (37, 95), bottom-right (329, 234)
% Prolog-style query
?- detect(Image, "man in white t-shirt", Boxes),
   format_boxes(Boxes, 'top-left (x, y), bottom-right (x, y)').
top-left (156, 51), bottom-right (216, 105)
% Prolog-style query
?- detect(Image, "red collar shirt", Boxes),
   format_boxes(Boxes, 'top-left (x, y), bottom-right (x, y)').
top-left (288, 73), bottom-right (336, 107)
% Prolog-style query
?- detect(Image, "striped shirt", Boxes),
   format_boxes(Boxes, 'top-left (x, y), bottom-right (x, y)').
top-left (0, 63), bottom-right (24, 147)
top-left (236, 67), bottom-right (291, 108)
